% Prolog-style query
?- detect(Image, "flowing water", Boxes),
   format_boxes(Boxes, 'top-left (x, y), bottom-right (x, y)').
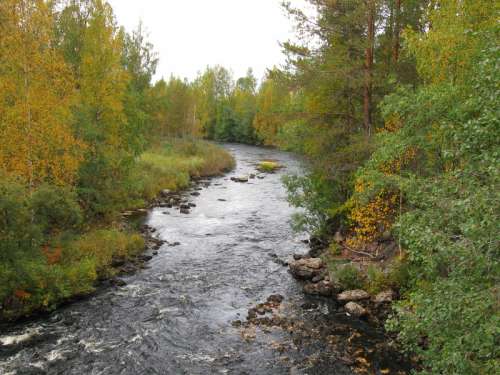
top-left (0, 144), bottom-right (410, 375)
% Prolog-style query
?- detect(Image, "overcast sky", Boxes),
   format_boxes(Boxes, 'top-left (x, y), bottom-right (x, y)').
top-left (108, 0), bottom-right (307, 82)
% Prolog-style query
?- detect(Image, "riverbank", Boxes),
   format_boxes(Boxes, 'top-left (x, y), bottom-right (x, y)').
top-left (0, 143), bottom-right (413, 374)
top-left (0, 139), bottom-right (234, 323)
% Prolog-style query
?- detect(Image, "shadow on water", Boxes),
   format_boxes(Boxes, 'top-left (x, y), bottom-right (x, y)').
top-left (0, 144), bottom-right (411, 375)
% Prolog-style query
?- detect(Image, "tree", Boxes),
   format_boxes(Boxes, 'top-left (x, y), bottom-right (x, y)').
top-left (0, 0), bottom-right (84, 189)
top-left (363, 0), bottom-right (375, 135)
top-left (57, 0), bottom-right (131, 217)
top-left (121, 22), bottom-right (159, 153)
top-left (193, 66), bottom-right (234, 140)
top-left (253, 70), bottom-right (291, 145)
top-left (232, 69), bottom-right (258, 143)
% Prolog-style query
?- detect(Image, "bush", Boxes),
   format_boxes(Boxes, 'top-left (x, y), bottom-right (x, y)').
top-left (31, 184), bottom-right (83, 234)
top-left (70, 229), bottom-right (144, 277)
top-left (330, 263), bottom-right (364, 290)
top-left (370, 32), bottom-right (500, 373)
top-left (365, 259), bottom-right (410, 294)
top-left (0, 177), bottom-right (42, 262)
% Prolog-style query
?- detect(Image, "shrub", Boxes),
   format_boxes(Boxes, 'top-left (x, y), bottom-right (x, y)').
top-left (0, 177), bottom-right (43, 262)
top-left (70, 229), bottom-right (144, 277)
top-left (31, 184), bottom-right (83, 234)
top-left (330, 263), bottom-right (364, 290)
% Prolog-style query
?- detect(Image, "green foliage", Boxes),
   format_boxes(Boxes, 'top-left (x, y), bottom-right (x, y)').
top-left (31, 184), bottom-right (83, 234)
top-left (128, 139), bottom-right (234, 205)
top-left (258, 161), bottom-right (281, 173)
top-left (0, 176), bottom-right (42, 262)
top-left (193, 66), bottom-right (258, 143)
top-left (274, 2), bottom-right (499, 372)
top-left (363, 15), bottom-right (500, 373)
top-left (330, 263), bottom-right (364, 290)
top-left (0, 0), bottom-right (236, 322)
top-left (69, 229), bottom-right (144, 277)
top-left (365, 259), bottom-right (410, 295)
top-left (283, 173), bottom-right (339, 233)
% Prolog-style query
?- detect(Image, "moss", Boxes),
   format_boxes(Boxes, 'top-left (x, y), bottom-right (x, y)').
top-left (257, 160), bottom-right (281, 173)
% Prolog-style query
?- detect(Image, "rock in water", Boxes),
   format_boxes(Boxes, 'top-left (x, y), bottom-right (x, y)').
top-left (289, 258), bottom-right (324, 280)
top-left (267, 294), bottom-right (284, 304)
top-left (230, 176), bottom-right (249, 183)
top-left (345, 302), bottom-right (368, 317)
top-left (337, 289), bottom-right (370, 302)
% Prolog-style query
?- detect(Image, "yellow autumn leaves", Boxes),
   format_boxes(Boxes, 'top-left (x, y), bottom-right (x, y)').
top-left (0, 0), bottom-right (85, 188)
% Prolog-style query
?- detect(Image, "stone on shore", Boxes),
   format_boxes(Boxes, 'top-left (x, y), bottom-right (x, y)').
top-left (303, 280), bottom-right (336, 296)
top-left (337, 289), bottom-right (370, 302)
top-left (345, 302), bottom-right (368, 317)
top-left (374, 289), bottom-right (395, 304)
top-left (289, 258), bottom-right (324, 280)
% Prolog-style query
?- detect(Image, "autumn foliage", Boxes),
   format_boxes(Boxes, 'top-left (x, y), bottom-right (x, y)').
top-left (0, 0), bottom-right (233, 321)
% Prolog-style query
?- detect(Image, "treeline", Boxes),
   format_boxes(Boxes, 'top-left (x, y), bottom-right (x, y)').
top-left (150, 67), bottom-right (259, 143)
top-left (253, 1), bottom-right (498, 373)
top-left (0, 0), bottom-right (233, 319)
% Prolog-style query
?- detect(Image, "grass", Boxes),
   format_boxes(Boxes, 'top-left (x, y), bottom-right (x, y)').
top-left (257, 160), bottom-right (282, 173)
top-left (0, 138), bottom-right (234, 321)
top-left (129, 139), bottom-right (235, 204)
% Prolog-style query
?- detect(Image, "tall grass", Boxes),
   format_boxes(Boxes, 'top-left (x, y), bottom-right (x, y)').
top-left (0, 139), bottom-right (234, 321)
top-left (129, 139), bottom-right (235, 203)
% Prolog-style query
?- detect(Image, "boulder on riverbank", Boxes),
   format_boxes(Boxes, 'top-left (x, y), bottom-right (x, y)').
top-left (373, 289), bottom-right (395, 304)
top-left (345, 302), bottom-right (368, 317)
top-left (303, 280), bottom-right (336, 296)
top-left (289, 258), bottom-right (324, 280)
top-left (337, 289), bottom-right (370, 302)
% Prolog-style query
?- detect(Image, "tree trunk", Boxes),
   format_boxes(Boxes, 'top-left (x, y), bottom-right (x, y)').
top-left (363, 0), bottom-right (375, 136)
top-left (392, 0), bottom-right (401, 64)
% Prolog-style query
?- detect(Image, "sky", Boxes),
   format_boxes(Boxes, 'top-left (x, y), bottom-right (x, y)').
top-left (108, 0), bottom-right (307, 83)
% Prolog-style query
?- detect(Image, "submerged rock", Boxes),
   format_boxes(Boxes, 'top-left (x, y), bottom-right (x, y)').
top-left (345, 302), bottom-right (368, 317)
top-left (289, 257), bottom-right (324, 280)
top-left (337, 289), bottom-right (370, 302)
top-left (301, 302), bottom-right (318, 310)
top-left (112, 278), bottom-right (127, 287)
top-left (267, 294), bottom-right (284, 304)
top-left (180, 207), bottom-right (190, 214)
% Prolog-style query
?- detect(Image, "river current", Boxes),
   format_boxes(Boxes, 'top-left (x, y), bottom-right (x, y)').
top-left (0, 144), bottom-right (409, 375)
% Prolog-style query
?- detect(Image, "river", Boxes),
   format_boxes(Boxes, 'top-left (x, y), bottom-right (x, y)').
top-left (0, 144), bottom-right (410, 375)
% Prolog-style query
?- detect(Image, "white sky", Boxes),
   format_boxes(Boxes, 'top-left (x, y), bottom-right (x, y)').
top-left (108, 0), bottom-right (307, 82)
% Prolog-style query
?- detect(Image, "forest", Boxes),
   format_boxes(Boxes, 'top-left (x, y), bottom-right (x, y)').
top-left (1, 0), bottom-right (499, 374)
